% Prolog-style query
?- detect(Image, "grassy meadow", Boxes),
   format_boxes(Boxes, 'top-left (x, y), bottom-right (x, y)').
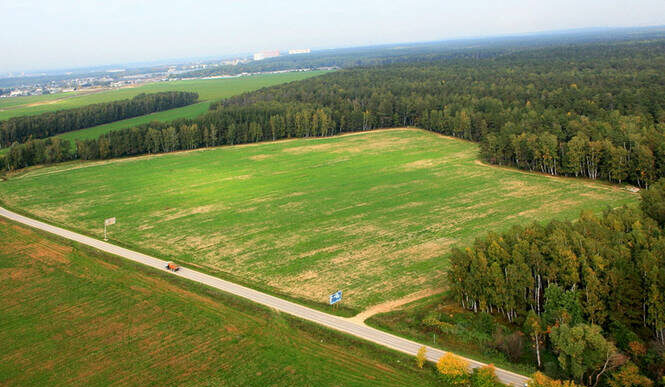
top-left (0, 71), bottom-right (328, 121)
top-left (0, 218), bottom-right (441, 386)
top-left (55, 101), bottom-right (212, 143)
top-left (0, 129), bottom-right (637, 311)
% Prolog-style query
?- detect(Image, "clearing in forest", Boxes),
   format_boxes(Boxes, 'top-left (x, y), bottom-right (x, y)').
top-left (0, 129), bottom-right (636, 310)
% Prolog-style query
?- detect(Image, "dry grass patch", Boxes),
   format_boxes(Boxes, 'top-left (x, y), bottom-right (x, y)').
top-left (248, 154), bottom-right (272, 161)
top-left (283, 142), bottom-right (337, 154)
top-left (389, 239), bottom-right (454, 262)
top-left (331, 136), bottom-right (413, 154)
top-left (152, 204), bottom-right (220, 222)
top-left (0, 268), bottom-right (39, 281)
top-left (502, 179), bottom-right (553, 197)
top-left (402, 158), bottom-right (448, 170)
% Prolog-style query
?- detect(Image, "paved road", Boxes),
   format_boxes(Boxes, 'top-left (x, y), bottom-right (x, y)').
top-left (0, 206), bottom-right (530, 386)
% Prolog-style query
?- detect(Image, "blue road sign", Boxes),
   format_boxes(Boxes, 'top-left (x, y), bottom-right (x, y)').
top-left (329, 290), bottom-right (342, 305)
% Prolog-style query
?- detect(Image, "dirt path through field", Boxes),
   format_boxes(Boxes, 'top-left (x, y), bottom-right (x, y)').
top-left (347, 287), bottom-right (445, 325)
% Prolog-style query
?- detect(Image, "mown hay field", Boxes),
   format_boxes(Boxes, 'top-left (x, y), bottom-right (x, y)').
top-left (0, 129), bottom-right (637, 310)
top-left (0, 218), bottom-right (441, 386)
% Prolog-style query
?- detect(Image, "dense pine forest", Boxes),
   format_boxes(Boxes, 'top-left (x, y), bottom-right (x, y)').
top-left (4, 39), bottom-right (664, 189)
top-left (0, 91), bottom-right (198, 146)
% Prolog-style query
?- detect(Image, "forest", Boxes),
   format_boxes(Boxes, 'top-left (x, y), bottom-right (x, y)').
top-left (0, 91), bottom-right (198, 147)
top-left (2, 39), bottom-right (665, 189)
top-left (178, 27), bottom-right (664, 79)
top-left (444, 180), bottom-right (665, 385)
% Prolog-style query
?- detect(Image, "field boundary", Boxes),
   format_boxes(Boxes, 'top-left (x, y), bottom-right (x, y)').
top-left (0, 205), bottom-right (530, 386)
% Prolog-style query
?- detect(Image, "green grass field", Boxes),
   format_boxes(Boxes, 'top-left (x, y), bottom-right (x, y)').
top-left (0, 71), bottom-right (328, 121)
top-left (0, 129), bottom-right (637, 311)
top-left (0, 218), bottom-right (441, 386)
top-left (55, 102), bottom-right (212, 143)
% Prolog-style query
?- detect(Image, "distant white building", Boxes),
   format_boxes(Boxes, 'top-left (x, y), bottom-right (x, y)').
top-left (253, 50), bottom-right (280, 61)
top-left (288, 49), bottom-right (311, 55)
top-left (222, 59), bottom-right (244, 65)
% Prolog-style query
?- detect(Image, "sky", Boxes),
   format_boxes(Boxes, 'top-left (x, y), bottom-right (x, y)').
top-left (2, 0), bottom-right (665, 73)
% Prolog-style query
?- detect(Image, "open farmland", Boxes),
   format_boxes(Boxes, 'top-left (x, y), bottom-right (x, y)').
top-left (0, 71), bottom-right (329, 121)
top-left (0, 129), bottom-right (637, 311)
top-left (0, 218), bottom-right (441, 386)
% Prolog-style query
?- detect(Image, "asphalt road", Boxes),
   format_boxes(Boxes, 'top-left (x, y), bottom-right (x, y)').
top-left (0, 206), bottom-right (530, 386)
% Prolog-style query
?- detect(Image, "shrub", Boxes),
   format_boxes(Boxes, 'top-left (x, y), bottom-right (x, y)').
top-left (528, 372), bottom-right (580, 387)
top-left (471, 364), bottom-right (500, 387)
top-left (416, 346), bottom-right (427, 369)
top-left (436, 352), bottom-right (470, 386)
top-left (493, 329), bottom-right (525, 362)
top-left (607, 362), bottom-right (653, 387)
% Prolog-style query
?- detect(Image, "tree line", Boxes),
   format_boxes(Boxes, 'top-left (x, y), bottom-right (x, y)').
top-left (0, 91), bottom-right (198, 147)
top-left (446, 181), bottom-right (665, 385)
top-left (0, 101), bottom-right (338, 170)
top-left (3, 40), bottom-right (665, 188)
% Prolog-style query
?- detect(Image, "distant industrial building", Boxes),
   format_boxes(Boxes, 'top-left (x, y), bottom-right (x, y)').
top-left (253, 50), bottom-right (280, 61)
top-left (288, 49), bottom-right (311, 55)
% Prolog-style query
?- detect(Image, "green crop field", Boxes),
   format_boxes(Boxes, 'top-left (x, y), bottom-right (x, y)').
top-left (0, 129), bottom-right (637, 311)
top-left (0, 71), bottom-right (329, 121)
top-left (0, 218), bottom-right (441, 386)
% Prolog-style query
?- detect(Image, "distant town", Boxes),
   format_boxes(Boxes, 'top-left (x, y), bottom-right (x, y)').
top-left (0, 48), bottom-right (313, 99)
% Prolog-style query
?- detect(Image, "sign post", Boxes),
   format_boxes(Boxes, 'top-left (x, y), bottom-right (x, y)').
top-left (329, 290), bottom-right (342, 308)
top-left (104, 217), bottom-right (116, 241)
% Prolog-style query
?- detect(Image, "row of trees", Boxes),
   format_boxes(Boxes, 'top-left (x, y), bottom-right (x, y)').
top-left (0, 103), bottom-right (340, 170)
top-left (446, 181), bottom-right (665, 385)
top-left (0, 91), bottom-right (198, 146)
